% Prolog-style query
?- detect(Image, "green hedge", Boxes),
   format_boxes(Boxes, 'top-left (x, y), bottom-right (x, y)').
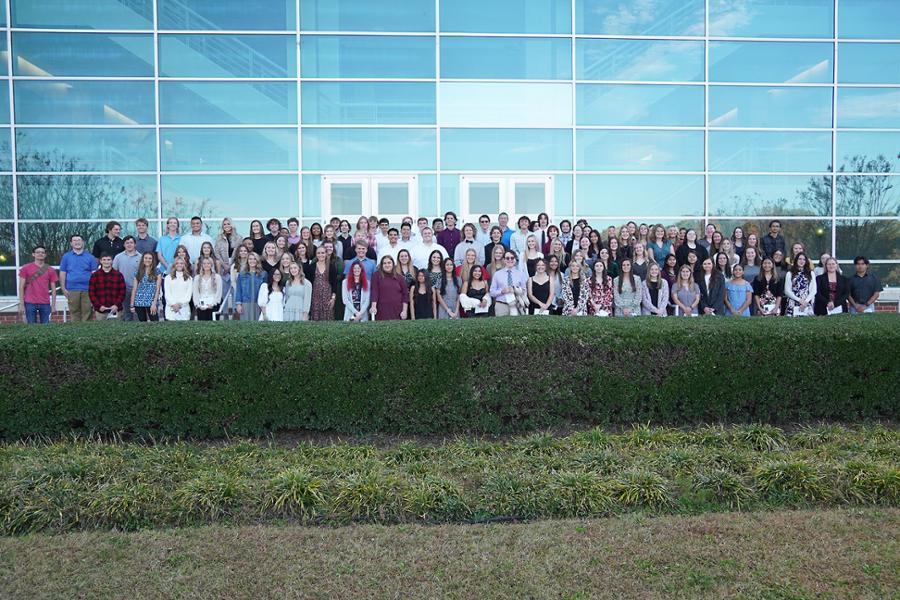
top-left (0, 316), bottom-right (898, 439)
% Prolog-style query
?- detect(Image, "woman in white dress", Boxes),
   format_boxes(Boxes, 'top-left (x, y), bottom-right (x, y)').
top-left (258, 267), bottom-right (285, 321)
top-left (283, 262), bottom-right (312, 321)
top-left (164, 257), bottom-right (193, 321)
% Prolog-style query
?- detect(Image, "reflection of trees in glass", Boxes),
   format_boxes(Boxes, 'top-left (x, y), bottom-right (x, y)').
top-left (0, 224), bottom-right (14, 268)
top-left (15, 151), bottom-right (213, 264)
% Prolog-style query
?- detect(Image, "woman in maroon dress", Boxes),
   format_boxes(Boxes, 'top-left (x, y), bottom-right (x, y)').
top-left (370, 256), bottom-right (408, 321)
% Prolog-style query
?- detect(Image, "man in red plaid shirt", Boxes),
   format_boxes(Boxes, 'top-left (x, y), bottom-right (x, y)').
top-left (88, 254), bottom-right (126, 320)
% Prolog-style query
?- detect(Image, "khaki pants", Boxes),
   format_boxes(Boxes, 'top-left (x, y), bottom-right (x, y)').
top-left (494, 301), bottom-right (512, 316)
top-left (94, 309), bottom-right (122, 321)
top-left (67, 291), bottom-right (93, 322)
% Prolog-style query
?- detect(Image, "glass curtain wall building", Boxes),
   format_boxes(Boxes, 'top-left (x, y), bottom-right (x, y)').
top-left (1, 0), bottom-right (899, 294)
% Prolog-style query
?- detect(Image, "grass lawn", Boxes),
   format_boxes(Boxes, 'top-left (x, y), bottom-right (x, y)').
top-left (1, 508), bottom-right (897, 599)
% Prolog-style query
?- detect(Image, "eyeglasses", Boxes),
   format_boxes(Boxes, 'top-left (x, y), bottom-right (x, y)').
top-left (504, 257), bottom-right (516, 261)
top-left (480, 220), bottom-right (489, 224)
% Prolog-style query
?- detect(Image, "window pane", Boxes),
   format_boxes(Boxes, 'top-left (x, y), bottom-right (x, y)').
top-left (0, 271), bottom-right (15, 297)
top-left (709, 87), bottom-right (832, 128)
top-left (159, 35), bottom-right (296, 78)
top-left (162, 175), bottom-right (298, 219)
top-left (840, 44), bottom-right (900, 84)
top-left (576, 84), bottom-right (704, 126)
top-left (302, 129), bottom-right (436, 170)
top-left (419, 174), bottom-right (437, 217)
top-left (836, 220), bottom-right (900, 259)
top-left (159, 0), bottom-right (295, 31)
top-left (838, 88), bottom-right (900, 129)
top-left (577, 130), bottom-right (704, 171)
top-left (441, 37), bottom-right (571, 80)
top-left (442, 0), bottom-right (570, 34)
top-left (301, 0), bottom-right (434, 32)
top-left (160, 81), bottom-right (297, 125)
top-left (440, 82), bottom-right (571, 127)
top-left (515, 183), bottom-right (546, 214)
top-left (709, 132), bottom-right (832, 173)
top-left (16, 129), bottom-right (156, 172)
top-left (16, 175), bottom-right (157, 219)
top-left (715, 219), bottom-right (832, 259)
top-left (837, 132), bottom-right (900, 174)
top-left (330, 182), bottom-right (363, 215)
top-left (377, 183), bottom-right (410, 215)
top-left (709, 175), bottom-right (831, 216)
top-left (15, 80), bottom-right (156, 125)
top-left (577, 39), bottom-right (704, 82)
top-left (576, 0), bottom-right (705, 36)
top-left (0, 176), bottom-right (12, 219)
top-left (839, 0), bottom-right (900, 40)
top-left (441, 129), bottom-right (571, 171)
top-left (576, 175), bottom-right (704, 217)
top-left (11, 0), bottom-right (152, 29)
top-left (0, 82), bottom-right (9, 125)
top-left (0, 38), bottom-right (7, 76)
top-left (0, 129), bottom-right (10, 171)
top-left (13, 33), bottom-right (154, 77)
top-left (469, 182), bottom-right (501, 214)
top-left (710, 42), bottom-right (832, 84)
top-left (836, 175), bottom-right (900, 217)
top-left (301, 82), bottom-right (435, 125)
top-left (709, 0), bottom-right (833, 38)
top-left (300, 36), bottom-right (435, 79)
top-left (160, 128), bottom-right (298, 171)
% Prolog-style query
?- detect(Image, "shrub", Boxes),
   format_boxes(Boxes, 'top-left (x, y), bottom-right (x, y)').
top-left (0, 316), bottom-right (897, 440)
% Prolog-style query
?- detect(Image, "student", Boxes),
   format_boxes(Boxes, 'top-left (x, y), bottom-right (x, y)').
top-left (460, 265), bottom-right (492, 317)
top-left (171, 244), bottom-right (192, 275)
top-left (92, 221), bottom-right (125, 259)
top-left (163, 256), bottom-right (192, 321)
top-left (475, 215), bottom-right (493, 248)
top-left (264, 217), bottom-right (282, 243)
top-left (545, 238), bottom-right (569, 273)
top-left (155, 217), bottom-right (180, 276)
top-left (370, 256), bottom-right (408, 321)
top-left (661, 253), bottom-right (678, 290)
top-left (560, 259), bottom-right (590, 316)
top-left (498, 212), bottom-right (514, 248)
top-left (784, 252), bottom-right (816, 317)
top-left (18, 245), bottom-right (58, 324)
top-left (648, 224), bottom-right (673, 264)
top-left (59, 234), bottom-right (98, 322)
top-left (436, 257), bottom-right (461, 319)
top-left (587, 259), bottom-right (613, 317)
top-left (698, 257), bottom-right (725, 316)
top-left (214, 217), bottom-right (242, 313)
top-left (675, 229), bottom-right (707, 266)
top-left (630, 243), bottom-right (651, 281)
top-left (489, 249), bottom-right (529, 316)
top-left (235, 253), bottom-right (267, 321)
top-left (731, 227), bottom-right (746, 259)
top-left (724, 264), bottom-right (753, 316)
top-left (597, 247), bottom-right (620, 279)
top-left (130, 252), bottom-right (161, 322)
top-left (249, 219), bottom-right (267, 255)
top-left (455, 248), bottom-right (483, 284)
top-left (533, 212), bottom-right (551, 250)
top-left (309, 222), bottom-right (324, 248)
top-left (278, 250), bottom-right (294, 279)
top-left (641, 263), bottom-right (669, 317)
top-left (410, 268), bottom-right (436, 320)
top-left (698, 223), bottom-right (716, 254)
top-left (848, 256), bottom-right (883, 314)
top-left (283, 262), bottom-right (313, 322)
top-left (487, 243), bottom-right (507, 279)
top-left (192, 256), bottom-right (223, 320)
top-left (814, 257), bottom-right (850, 316)
top-left (519, 234), bottom-right (544, 277)
top-left (753, 257), bottom-right (783, 317)
top-left (258, 267), bottom-right (285, 322)
top-left (88, 253), bottom-right (125, 320)
top-left (395, 249), bottom-right (417, 290)
top-left (558, 219), bottom-right (573, 250)
top-left (260, 242), bottom-right (280, 279)
top-left (377, 228), bottom-right (404, 263)
top-left (411, 228), bottom-right (448, 270)
top-left (112, 237), bottom-right (141, 322)
top-left (719, 238), bottom-right (739, 267)
top-left (546, 254), bottom-right (565, 315)
top-left (613, 258), bottom-right (642, 317)
top-left (483, 226), bottom-right (504, 266)
top-left (309, 246), bottom-right (340, 321)
top-left (541, 224), bottom-right (561, 255)
top-left (761, 219), bottom-right (786, 259)
top-left (741, 246), bottom-right (762, 283)
top-left (341, 261), bottom-right (370, 322)
top-left (180, 216), bottom-right (214, 263)
top-left (133, 217), bottom-right (157, 256)
top-left (342, 240), bottom-right (377, 280)
top-left (565, 223), bottom-right (583, 256)
top-left (526, 258), bottom-right (554, 315)
top-left (586, 230), bottom-right (603, 259)
top-left (671, 264), bottom-right (701, 316)
top-left (714, 252), bottom-right (732, 279)
top-left (286, 217), bottom-right (301, 250)
top-left (452, 223), bottom-right (484, 267)
top-left (509, 215), bottom-right (533, 256)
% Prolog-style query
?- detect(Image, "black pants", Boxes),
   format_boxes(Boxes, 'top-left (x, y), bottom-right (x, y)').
top-left (135, 306), bottom-right (159, 322)
top-left (196, 305), bottom-right (220, 321)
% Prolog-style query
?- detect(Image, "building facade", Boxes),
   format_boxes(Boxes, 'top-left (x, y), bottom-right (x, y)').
top-left (0, 0), bottom-right (898, 296)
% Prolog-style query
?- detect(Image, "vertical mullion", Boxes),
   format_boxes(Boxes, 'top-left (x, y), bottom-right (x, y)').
top-left (5, 2), bottom-right (19, 295)
top-left (296, 0), bottom-right (303, 221)
top-left (152, 0), bottom-right (162, 236)
top-left (704, 0), bottom-right (710, 230)
top-left (435, 0), bottom-right (441, 217)
top-left (570, 0), bottom-right (577, 223)
top-left (831, 0), bottom-right (839, 257)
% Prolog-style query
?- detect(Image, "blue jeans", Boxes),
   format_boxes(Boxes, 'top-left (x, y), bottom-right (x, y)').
top-left (25, 303), bottom-right (51, 324)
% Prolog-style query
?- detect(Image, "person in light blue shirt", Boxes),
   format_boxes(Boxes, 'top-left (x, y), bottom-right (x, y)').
top-left (490, 250), bottom-right (529, 316)
top-left (156, 216), bottom-right (182, 275)
top-left (724, 264), bottom-right (754, 316)
top-left (343, 240), bottom-right (377, 281)
top-left (59, 233), bottom-right (98, 322)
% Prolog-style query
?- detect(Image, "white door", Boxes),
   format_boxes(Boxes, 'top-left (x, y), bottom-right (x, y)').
top-left (322, 175), bottom-right (418, 223)
top-left (460, 175), bottom-right (553, 224)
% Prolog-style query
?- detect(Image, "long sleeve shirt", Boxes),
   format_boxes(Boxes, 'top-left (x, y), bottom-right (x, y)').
top-left (490, 267), bottom-right (528, 299)
top-left (437, 227), bottom-right (462, 258)
top-left (453, 239), bottom-right (486, 267)
top-left (88, 268), bottom-right (126, 311)
top-left (761, 234), bottom-right (786, 259)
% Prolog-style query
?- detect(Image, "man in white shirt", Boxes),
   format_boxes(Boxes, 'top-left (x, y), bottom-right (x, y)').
top-left (411, 227), bottom-right (448, 270)
top-left (475, 214), bottom-right (493, 248)
top-left (399, 222), bottom-right (416, 250)
top-left (179, 216), bottom-right (214, 262)
top-left (374, 218), bottom-right (390, 252)
top-left (377, 228), bottom-right (404, 263)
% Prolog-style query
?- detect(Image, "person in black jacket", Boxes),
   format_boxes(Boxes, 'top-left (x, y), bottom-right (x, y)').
top-left (697, 257), bottom-right (725, 316)
top-left (814, 257), bottom-right (850, 315)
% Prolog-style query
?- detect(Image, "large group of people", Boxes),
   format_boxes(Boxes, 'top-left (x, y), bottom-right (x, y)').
top-left (17, 213), bottom-right (886, 324)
